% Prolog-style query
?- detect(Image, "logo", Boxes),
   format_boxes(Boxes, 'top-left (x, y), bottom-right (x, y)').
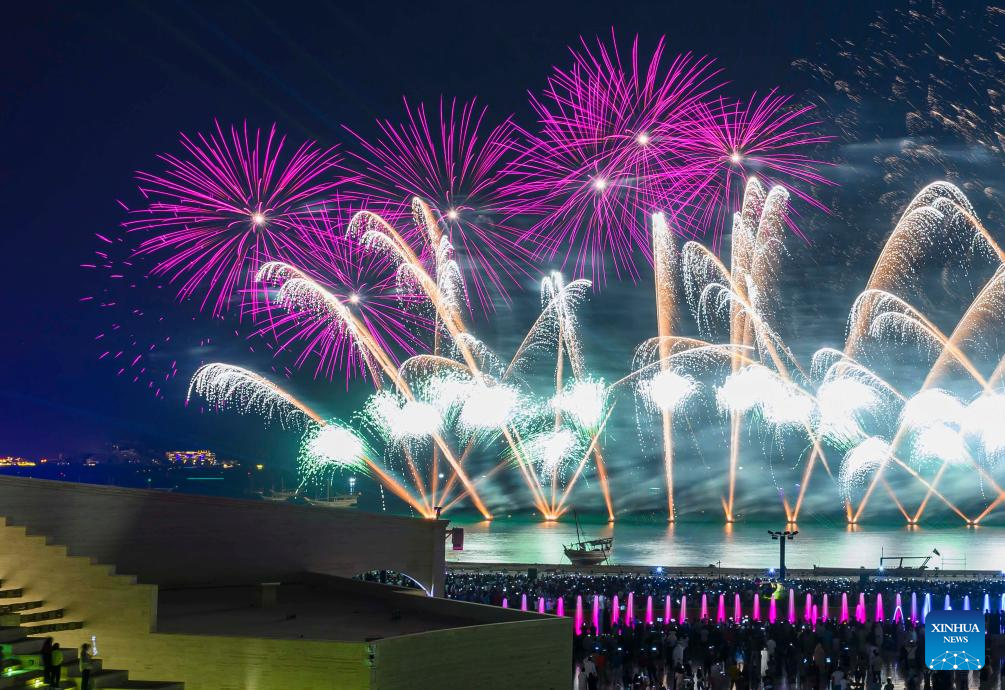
top-left (925, 610), bottom-right (984, 670)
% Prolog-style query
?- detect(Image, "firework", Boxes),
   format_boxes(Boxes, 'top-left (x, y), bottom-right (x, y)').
top-left (674, 91), bottom-right (832, 250)
top-left (964, 394), bottom-right (1005, 460)
top-left (640, 368), bottom-right (698, 413)
top-left (96, 25), bottom-right (1005, 526)
top-left (365, 390), bottom-right (443, 443)
top-left (252, 200), bottom-right (431, 385)
top-left (127, 121), bottom-right (351, 316)
top-left (509, 32), bottom-right (719, 282)
top-left (838, 438), bottom-right (891, 503)
top-left (187, 363), bottom-right (322, 427)
top-left (814, 376), bottom-right (880, 448)
top-left (510, 32), bottom-right (829, 281)
top-left (174, 176), bottom-right (1005, 527)
top-left (346, 98), bottom-right (531, 312)
top-left (798, 1), bottom-right (1005, 225)
top-left (85, 227), bottom-right (184, 398)
top-left (900, 390), bottom-right (964, 431)
top-left (300, 422), bottom-right (370, 481)
top-left (456, 383), bottom-right (521, 433)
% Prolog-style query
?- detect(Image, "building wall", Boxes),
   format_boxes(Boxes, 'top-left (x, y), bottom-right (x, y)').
top-left (307, 574), bottom-right (573, 690)
top-left (0, 517), bottom-right (570, 690)
top-left (117, 633), bottom-right (371, 690)
top-left (0, 476), bottom-right (445, 593)
top-left (372, 618), bottom-right (571, 690)
top-left (0, 516), bottom-right (157, 652)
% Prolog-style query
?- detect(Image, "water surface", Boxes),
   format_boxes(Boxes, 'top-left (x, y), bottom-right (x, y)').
top-left (445, 515), bottom-right (1005, 571)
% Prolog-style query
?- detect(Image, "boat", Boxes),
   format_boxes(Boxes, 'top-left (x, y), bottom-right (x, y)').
top-left (305, 493), bottom-right (359, 509)
top-left (262, 479), bottom-right (359, 509)
top-left (563, 512), bottom-right (612, 566)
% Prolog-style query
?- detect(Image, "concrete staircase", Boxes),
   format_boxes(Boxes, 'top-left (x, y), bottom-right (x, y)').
top-left (0, 579), bottom-right (182, 690)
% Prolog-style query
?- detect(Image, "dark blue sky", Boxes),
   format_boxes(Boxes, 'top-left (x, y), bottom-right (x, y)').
top-left (1, 1), bottom-right (904, 460)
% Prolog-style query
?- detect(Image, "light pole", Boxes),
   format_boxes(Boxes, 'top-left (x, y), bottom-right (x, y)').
top-left (768, 529), bottom-right (798, 580)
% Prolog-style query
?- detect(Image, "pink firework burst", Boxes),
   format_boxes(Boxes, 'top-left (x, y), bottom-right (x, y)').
top-left (126, 121), bottom-right (353, 317)
top-left (345, 97), bottom-right (530, 313)
top-left (673, 91), bottom-right (833, 250)
top-left (252, 199), bottom-right (432, 386)
top-left (507, 31), bottom-right (721, 283)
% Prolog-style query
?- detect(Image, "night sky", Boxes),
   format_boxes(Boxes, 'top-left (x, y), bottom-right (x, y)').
top-left (0, 1), bottom-right (981, 472)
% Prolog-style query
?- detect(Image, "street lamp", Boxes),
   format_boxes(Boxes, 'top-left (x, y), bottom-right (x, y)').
top-left (768, 529), bottom-right (798, 580)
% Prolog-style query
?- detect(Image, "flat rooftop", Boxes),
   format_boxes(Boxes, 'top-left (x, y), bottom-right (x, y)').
top-left (156, 582), bottom-right (482, 642)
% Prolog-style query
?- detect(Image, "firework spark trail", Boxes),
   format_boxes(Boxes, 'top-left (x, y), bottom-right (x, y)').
top-left (799, 2), bottom-right (1005, 226)
top-left (555, 405), bottom-right (618, 516)
top-left (434, 281), bottom-right (596, 515)
top-left (256, 248), bottom-right (494, 519)
top-left (352, 204), bottom-right (542, 513)
top-left (674, 91), bottom-right (832, 252)
top-left (508, 31), bottom-right (721, 283)
top-left (252, 200), bottom-right (431, 385)
top-left (657, 179), bottom-right (1005, 526)
top-left (369, 219), bottom-right (610, 520)
top-left (651, 212), bottom-right (682, 519)
top-left (187, 363), bottom-right (324, 426)
top-left (848, 185), bottom-right (1005, 523)
top-left (510, 31), bottom-right (829, 286)
top-left (187, 363), bottom-right (433, 514)
top-left (350, 201), bottom-right (613, 519)
top-left (346, 98), bottom-right (532, 313)
top-left (681, 180), bottom-right (819, 520)
top-left (905, 267), bottom-right (1005, 518)
top-left (426, 270), bottom-right (619, 520)
top-left (127, 121), bottom-right (350, 317)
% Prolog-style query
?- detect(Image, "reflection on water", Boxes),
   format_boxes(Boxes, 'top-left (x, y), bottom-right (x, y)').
top-left (445, 515), bottom-right (1005, 570)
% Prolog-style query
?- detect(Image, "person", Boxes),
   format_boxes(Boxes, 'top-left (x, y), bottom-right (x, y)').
top-left (48, 642), bottom-right (63, 687)
top-left (884, 678), bottom-right (894, 690)
top-left (79, 642), bottom-right (93, 690)
top-left (583, 654), bottom-right (598, 690)
top-left (40, 638), bottom-right (53, 686)
top-left (831, 666), bottom-right (846, 690)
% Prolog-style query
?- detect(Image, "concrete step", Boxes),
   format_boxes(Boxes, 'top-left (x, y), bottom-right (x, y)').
top-left (21, 620), bottom-right (83, 635)
top-left (0, 600), bottom-right (43, 615)
top-left (0, 627), bottom-right (28, 644)
top-left (104, 682), bottom-right (185, 690)
top-left (76, 669), bottom-right (130, 688)
top-left (67, 658), bottom-right (104, 676)
top-left (19, 608), bottom-right (66, 624)
top-left (0, 668), bottom-right (43, 689)
top-left (0, 607), bottom-right (65, 627)
top-left (0, 588), bottom-right (24, 599)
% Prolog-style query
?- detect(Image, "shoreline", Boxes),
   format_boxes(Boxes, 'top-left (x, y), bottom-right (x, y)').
top-left (446, 561), bottom-right (1005, 581)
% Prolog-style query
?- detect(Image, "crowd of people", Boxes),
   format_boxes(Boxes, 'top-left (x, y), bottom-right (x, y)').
top-left (445, 571), bottom-right (1005, 690)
